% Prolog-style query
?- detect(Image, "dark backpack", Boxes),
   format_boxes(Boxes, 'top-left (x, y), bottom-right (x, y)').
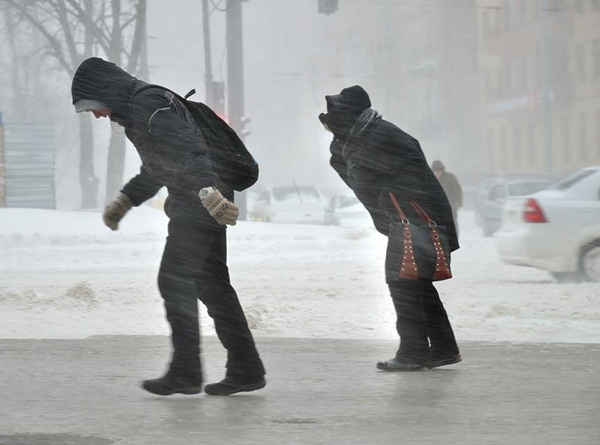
top-left (135, 85), bottom-right (259, 192)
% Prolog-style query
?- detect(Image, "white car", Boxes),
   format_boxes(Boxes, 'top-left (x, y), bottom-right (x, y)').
top-left (495, 166), bottom-right (600, 282)
top-left (323, 193), bottom-right (372, 227)
top-left (477, 177), bottom-right (554, 237)
top-left (247, 185), bottom-right (328, 225)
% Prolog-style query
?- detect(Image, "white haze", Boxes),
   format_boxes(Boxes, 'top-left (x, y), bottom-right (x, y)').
top-left (3, 0), bottom-right (594, 207)
top-left (0, 0), bottom-right (598, 339)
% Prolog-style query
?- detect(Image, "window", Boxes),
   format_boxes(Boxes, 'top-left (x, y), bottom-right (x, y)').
top-left (519, 55), bottom-right (528, 92)
top-left (487, 129), bottom-right (496, 170)
top-left (534, 0), bottom-right (540, 19)
top-left (513, 125), bottom-right (523, 167)
top-left (534, 51), bottom-right (541, 87)
top-left (483, 10), bottom-right (491, 37)
top-left (485, 70), bottom-right (492, 100)
top-left (499, 127), bottom-right (508, 170)
top-left (503, 0), bottom-right (510, 29)
top-left (272, 186), bottom-right (322, 203)
top-left (551, 169), bottom-right (597, 190)
top-left (597, 110), bottom-right (600, 158)
top-left (526, 54), bottom-right (535, 87)
top-left (579, 112), bottom-right (588, 160)
top-left (528, 123), bottom-right (536, 167)
top-left (593, 39), bottom-right (600, 79)
top-left (520, 0), bottom-right (528, 23)
top-left (492, 8), bottom-right (501, 32)
top-left (489, 184), bottom-right (508, 202)
top-left (576, 43), bottom-right (587, 81)
top-left (329, 195), bottom-right (359, 211)
top-left (523, 55), bottom-right (530, 89)
top-left (508, 59), bottom-right (517, 94)
top-left (508, 182), bottom-right (551, 196)
top-left (561, 116), bottom-right (570, 163)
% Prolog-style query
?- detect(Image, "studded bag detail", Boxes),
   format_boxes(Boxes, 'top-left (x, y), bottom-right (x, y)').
top-left (385, 192), bottom-right (453, 282)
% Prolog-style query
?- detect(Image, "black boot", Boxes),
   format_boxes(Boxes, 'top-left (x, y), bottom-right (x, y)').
top-left (376, 357), bottom-right (428, 372)
top-left (428, 354), bottom-right (462, 369)
top-left (204, 376), bottom-right (266, 396)
top-left (142, 372), bottom-right (202, 396)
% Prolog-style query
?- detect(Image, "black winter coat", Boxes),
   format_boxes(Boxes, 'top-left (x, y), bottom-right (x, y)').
top-left (72, 57), bottom-right (225, 226)
top-left (320, 86), bottom-right (459, 252)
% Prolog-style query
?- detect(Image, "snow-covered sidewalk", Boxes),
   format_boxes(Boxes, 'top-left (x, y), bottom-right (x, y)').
top-left (1, 207), bottom-right (599, 342)
top-left (1, 336), bottom-right (599, 445)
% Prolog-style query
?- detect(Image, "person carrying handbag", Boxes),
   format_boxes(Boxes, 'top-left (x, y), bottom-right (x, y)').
top-left (319, 86), bottom-right (461, 371)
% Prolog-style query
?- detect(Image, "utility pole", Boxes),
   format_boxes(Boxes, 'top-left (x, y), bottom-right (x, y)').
top-left (226, 0), bottom-right (246, 137)
top-left (540, 0), bottom-right (553, 172)
top-left (139, 0), bottom-right (149, 81)
top-left (226, 0), bottom-right (249, 218)
top-left (0, 112), bottom-right (6, 207)
top-left (202, 0), bottom-right (214, 107)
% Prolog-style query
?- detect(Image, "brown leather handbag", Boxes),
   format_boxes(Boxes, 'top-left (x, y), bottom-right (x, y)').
top-left (385, 191), bottom-right (452, 282)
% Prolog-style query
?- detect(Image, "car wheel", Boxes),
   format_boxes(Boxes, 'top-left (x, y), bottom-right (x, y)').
top-left (549, 271), bottom-right (585, 284)
top-left (580, 242), bottom-right (600, 283)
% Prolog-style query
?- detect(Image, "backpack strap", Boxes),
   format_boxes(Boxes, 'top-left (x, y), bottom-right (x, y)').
top-left (131, 83), bottom-right (187, 104)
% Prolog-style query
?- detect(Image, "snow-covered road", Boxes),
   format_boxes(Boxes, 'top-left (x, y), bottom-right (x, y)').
top-left (1, 207), bottom-right (598, 342)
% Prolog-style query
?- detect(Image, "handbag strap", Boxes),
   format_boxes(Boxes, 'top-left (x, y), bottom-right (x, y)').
top-left (388, 192), bottom-right (410, 224)
top-left (410, 200), bottom-right (436, 227)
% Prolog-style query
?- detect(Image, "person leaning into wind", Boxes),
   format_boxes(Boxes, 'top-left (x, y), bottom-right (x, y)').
top-left (319, 86), bottom-right (462, 371)
top-left (71, 57), bottom-right (265, 396)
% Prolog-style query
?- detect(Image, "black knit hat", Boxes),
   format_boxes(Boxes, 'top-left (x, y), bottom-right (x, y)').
top-left (340, 85), bottom-right (371, 111)
top-left (319, 85), bottom-right (372, 137)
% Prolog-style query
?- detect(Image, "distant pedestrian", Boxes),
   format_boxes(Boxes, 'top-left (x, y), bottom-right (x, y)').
top-left (432, 160), bottom-right (463, 235)
top-left (71, 57), bottom-right (265, 396)
top-left (319, 86), bottom-right (461, 371)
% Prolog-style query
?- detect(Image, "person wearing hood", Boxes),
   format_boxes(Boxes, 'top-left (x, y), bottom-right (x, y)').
top-left (319, 86), bottom-right (461, 371)
top-left (71, 57), bottom-right (265, 396)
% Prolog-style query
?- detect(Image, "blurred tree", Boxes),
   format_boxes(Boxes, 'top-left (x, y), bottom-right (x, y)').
top-left (0, 0), bottom-right (148, 208)
top-left (0, 7), bottom-right (52, 121)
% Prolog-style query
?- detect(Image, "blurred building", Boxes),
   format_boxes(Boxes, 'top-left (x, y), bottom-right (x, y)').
top-left (315, 1), bottom-right (484, 188)
top-left (364, 1), bottom-right (481, 185)
top-left (240, 1), bottom-right (484, 189)
top-left (477, 0), bottom-right (600, 177)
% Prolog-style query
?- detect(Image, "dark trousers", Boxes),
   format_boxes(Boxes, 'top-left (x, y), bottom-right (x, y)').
top-left (157, 220), bottom-right (265, 379)
top-left (388, 278), bottom-right (459, 363)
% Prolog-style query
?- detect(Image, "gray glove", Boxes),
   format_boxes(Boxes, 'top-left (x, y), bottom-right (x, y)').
top-left (103, 193), bottom-right (133, 231)
top-left (198, 186), bottom-right (239, 226)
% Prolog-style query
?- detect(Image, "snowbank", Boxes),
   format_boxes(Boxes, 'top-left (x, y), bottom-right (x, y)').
top-left (1, 207), bottom-right (598, 343)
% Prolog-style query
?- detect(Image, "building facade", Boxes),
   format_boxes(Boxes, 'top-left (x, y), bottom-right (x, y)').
top-left (372, 1), bottom-right (481, 184)
top-left (477, 0), bottom-right (600, 177)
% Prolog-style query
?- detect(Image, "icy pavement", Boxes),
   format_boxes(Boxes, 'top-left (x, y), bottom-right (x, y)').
top-left (1, 336), bottom-right (599, 445)
top-left (1, 207), bottom-right (599, 342)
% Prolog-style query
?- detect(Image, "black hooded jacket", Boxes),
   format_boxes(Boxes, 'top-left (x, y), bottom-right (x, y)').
top-left (320, 86), bottom-right (459, 252)
top-left (72, 57), bottom-right (220, 225)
